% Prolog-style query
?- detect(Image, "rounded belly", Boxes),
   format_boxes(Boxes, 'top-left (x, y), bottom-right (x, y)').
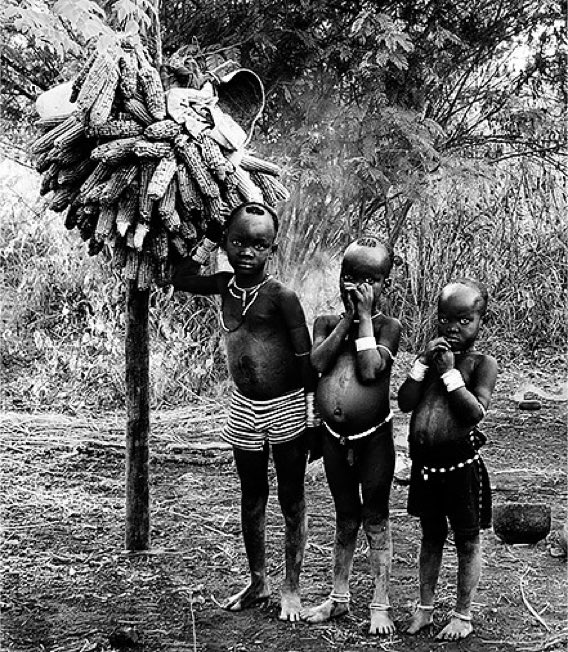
top-left (316, 352), bottom-right (389, 433)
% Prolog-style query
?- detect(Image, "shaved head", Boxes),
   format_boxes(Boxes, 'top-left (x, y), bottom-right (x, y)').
top-left (343, 237), bottom-right (394, 276)
top-left (439, 278), bottom-right (488, 316)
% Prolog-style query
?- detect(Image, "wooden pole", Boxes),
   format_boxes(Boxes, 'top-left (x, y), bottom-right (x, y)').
top-left (125, 282), bottom-right (150, 550)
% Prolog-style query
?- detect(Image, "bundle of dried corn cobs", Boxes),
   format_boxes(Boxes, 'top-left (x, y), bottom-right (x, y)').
top-left (31, 39), bottom-right (289, 290)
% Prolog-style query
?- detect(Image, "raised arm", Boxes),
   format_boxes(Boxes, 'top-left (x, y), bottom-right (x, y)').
top-left (398, 337), bottom-right (451, 412)
top-left (356, 314), bottom-right (401, 383)
top-left (172, 257), bottom-right (228, 295)
top-left (311, 313), bottom-right (352, 374)
top-left (443, 354), bottom-right (498, 425)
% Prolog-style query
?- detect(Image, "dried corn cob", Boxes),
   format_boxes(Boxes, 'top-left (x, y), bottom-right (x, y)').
top-left (89, 119), bottom-right (144, 139)
top-left (144, 119), bottom-right (181, 141)
top-left (124, 97), bottom-right (153, 126)
top-left (240, 152), bottom-right (282, 176)
top-left (78, 213), bottom-right (97, 241)
top-left (160, 207), bottom-right (182, 233)
top-left (100, 163), bottom-right (138, 204)
top-left (84, 180), bottom-right (109, 203)
top-left (133, 140), bottom-right (173, 159)
top-left (35, 151), bottom-right (52, 173)
top-left (148, 155), bottom-right (177, 200)
top-left (177, 162), bottom-right (201, 212)
top-left (115, 184), bottom-right (138, 236)
top-left (91, 137), bottom-right (138, 164)
top-left (175, 135), bottom-right (220, 198)
top-left (88, 237), bottom-right (105, 256)
top-left (50, 144), bottom-right (87, 168)
top-left (113, 235), bottom-right (128, 269)
top-left (78, 162), bottom-right (111, 202)
top-left (234, 166), bottom-right (263, 203)
top-left (199, 134), bottom-right (229, 180)
top-left (251, 172), bottom-right (278, 207)
top-left (89, 66), bottom-right (120, 126)
top-left (64, 204), bottom-right (80, 230)
top-left (138, 161), bottom-right (157, 223)
top-left (119, 49), bottom-right (138, 99)
top-left (31, 113), bottom-right (81, 155)
top-left (179, 220), bottom-right (197, 241)
top-left (138, 64), bottom-right (166, 121)
top-left (136, 250), bottom-right (154, 290)
top-left (35, 114), bottom-right (70, 132)
top-left (40, 163), bottom-right (60, 195)
top-left (124, 249), bottom-right (140, 280)
top-left (58, 159), bottom-right (95, 186)
top-left (204, 196), bottom-right (227, 224)
top-left (133, 222), bottom-right (150, 251)
top-left (158, 178), bottom-right (176, 217)
top-left (151, 228), bottom-right (169, 260)
top-left (77, 53), bottom-right (118, 111)
top-left (49, 187), bottom-right (76, 212)
top-left (155, 259), bottom-right (172, 286)
top-left (94, 204), bottom-right (117, 242)
top-left (170, 234), bottom-right (188, 257)
top-left (70, 50), bottom-right (98, 102)
top-left (265, 175), bottom-right (290, 201)
top-left (222, 183), bottom-right (242, 210)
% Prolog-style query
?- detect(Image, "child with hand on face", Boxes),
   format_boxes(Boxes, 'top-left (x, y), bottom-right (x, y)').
top-left (301, 237), bottom-right (401, 635)
top-left (172, 202), bottom-right (318, 622)
top-left (398, 279), bottom-right (498, 641)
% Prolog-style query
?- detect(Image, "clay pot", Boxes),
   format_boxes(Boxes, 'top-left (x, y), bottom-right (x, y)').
top-left (493, 502), bottom-right (551, 544)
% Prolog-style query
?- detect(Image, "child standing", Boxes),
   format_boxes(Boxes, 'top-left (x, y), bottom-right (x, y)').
top-left (301, 237), bottom-right (401, 635)
top-left (172, 202), bottom-right (317, 622)
top-left (398, 279), bottom-right (498, 641)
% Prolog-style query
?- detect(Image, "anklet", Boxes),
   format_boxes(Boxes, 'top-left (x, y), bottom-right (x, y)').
top-left (418, 604), bottom-right (434, 611)
top-left (370, 603), bottom-right (391, 611)
top-left (329, 591), bottom-right (350, 604)
top-left (451, 610), bottom-right (472, 622)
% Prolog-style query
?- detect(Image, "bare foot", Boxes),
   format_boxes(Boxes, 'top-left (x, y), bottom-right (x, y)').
top-left (279, 590), bottom-right (301, 622)
top-left (436, 615), bottom-right (473, 641)
top-left (369, 608), bottom-right (396, 635)
top-left (300, 598), bottom-right (349, 623)
top-left (223, 582), bottom-right (270, 611)
top-left (405, 607), bottom-right (434, 634)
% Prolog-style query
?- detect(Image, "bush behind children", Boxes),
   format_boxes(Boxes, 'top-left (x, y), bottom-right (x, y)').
top-left (173, 204), bottom-right (497, 641)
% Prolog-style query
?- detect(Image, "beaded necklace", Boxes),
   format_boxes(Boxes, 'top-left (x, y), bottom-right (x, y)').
top-left (220, 274), bottom-right (273, 332)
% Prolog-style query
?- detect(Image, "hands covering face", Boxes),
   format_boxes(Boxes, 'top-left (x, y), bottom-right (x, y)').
top-left (419, 337), bottom-right (455, 374)
top-left (343, 281), bottom-right (374, 318)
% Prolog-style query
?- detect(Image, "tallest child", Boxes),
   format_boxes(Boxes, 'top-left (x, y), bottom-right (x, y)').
top-left (172, 202), bottom-right (317, 622)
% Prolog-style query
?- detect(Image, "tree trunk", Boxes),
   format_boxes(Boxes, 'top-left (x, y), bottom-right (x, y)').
top-left (125, 282), bottom-right (150, 551)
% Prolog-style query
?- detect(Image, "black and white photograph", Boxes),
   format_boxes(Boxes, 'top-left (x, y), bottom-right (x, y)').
top-left (1, 1), bottom-right (566, 650)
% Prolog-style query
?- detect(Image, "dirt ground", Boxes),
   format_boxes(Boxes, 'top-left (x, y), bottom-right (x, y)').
top-left (1, 358), bottom-right (567, 652)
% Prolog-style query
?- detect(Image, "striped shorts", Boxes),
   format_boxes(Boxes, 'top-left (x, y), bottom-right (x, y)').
top-left (222, 388), bottom-right (306, 451)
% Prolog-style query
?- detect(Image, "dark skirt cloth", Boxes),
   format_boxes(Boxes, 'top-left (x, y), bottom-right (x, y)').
top-left (407, 454), bottom-right (492, 536)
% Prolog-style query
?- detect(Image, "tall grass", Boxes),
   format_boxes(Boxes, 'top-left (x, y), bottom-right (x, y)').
top-left (275, 155), bottom-right (567, 360)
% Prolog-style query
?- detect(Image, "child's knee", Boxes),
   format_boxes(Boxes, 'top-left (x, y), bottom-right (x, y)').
top-left (336, 513), bottom-right (361, 542)
top-left (454, 531), bottom-right (480, 553)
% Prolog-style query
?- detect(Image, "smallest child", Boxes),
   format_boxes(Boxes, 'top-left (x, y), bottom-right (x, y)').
top-left (398, 279), bottom-right (498, 641)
